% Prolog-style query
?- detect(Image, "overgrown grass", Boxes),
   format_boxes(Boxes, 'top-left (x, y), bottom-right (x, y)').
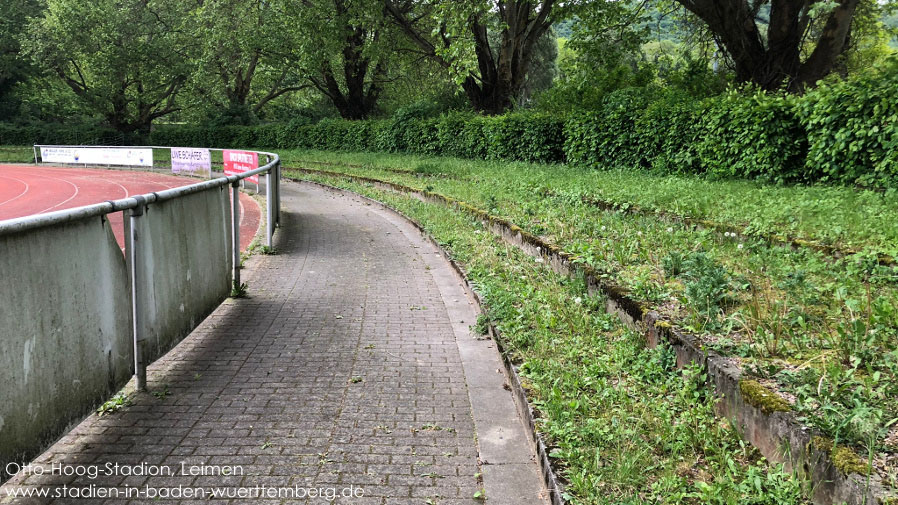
top-left (0, 146), bottom-right (35, 163)
top-left (282, 150), bottom-right (898, 486)
top-left (277, 149), bottom-right (898, 255)
top-left (300, 174), bottom-right (809, 504)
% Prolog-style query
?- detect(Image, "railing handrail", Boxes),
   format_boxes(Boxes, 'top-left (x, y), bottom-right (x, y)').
top-left (1, 146), bottom-right (278, 236)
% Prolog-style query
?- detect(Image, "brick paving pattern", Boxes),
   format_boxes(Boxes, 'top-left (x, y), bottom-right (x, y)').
top-left (1, 182), bottom-right (546, 505)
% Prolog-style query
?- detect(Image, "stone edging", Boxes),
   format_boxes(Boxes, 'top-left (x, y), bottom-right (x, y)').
top-left (286, 168), bottom-right (896, 505)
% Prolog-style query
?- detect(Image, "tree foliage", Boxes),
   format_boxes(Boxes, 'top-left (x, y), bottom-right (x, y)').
top-left (383, 0), bottom-right (575, 114)
top-left (8, 0), bottom-right (898, 132)
top-left (0, 0), bottom-right (42, 116)
top-left (24, 0), bottom-right (193, 133)
top-left (187, 0), bottom-right (309, 125)
top-left (289, 0), bottom-right (400, 120)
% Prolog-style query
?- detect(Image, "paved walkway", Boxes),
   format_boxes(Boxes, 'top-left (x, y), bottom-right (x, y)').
top-left (2, 181), bottom-right (546, 505)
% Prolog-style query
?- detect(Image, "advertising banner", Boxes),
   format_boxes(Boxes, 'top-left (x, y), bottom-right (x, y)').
top-left (170, 148), bottom-right (211, 177)
top-left (223, 150), bottom-right (259, 184)
top-left (40, 147), bottom-right (153, 167)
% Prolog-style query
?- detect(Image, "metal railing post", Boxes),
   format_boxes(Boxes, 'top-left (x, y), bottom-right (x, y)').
top-left (274, 160), bottom-right (281, 227)
top-left (232, 181), bottom-right (241, 287)
top-left (266, 170), bottom-right (274, 248)
top-left (129, 196), bottom-right (148, 391)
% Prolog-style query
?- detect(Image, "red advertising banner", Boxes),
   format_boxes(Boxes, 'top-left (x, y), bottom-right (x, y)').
top-left (223, 150), bottom-right (259, 184)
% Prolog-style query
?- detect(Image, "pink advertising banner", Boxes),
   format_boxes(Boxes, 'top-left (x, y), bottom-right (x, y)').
top-left (223, 150), bottom-right (259, 184)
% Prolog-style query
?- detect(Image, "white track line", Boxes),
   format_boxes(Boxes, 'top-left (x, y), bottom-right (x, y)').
top-left (34, 175), bottom-right (80, 214)
top-left (0, 175), bottom-right (30, 207)
top-left (2, 170), bottom-right (82, 214)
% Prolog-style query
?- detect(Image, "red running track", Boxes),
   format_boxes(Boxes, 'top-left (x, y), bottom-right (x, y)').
top-left (0, 165), bottom-right (262, 251)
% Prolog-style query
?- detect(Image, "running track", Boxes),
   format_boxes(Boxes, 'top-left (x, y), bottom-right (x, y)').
top-left (0, 165), bottom-right (261, 251)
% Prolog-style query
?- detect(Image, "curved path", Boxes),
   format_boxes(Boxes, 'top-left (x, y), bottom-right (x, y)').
top-left (1, 181), bottom-right (547, 505)
top-left (0, 165), bottom-right (261, 250)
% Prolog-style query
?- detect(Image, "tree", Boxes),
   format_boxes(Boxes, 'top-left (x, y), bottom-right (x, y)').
top-left (0, 0), bottom-right (43, 116)
top-left (534, 1), bottom-right (654, 112)
top-left (383, 0), bottom-right (571, 114)
top-left (669, 0), bottom-right (891, 92)
top-left (283, 0), bottom-right (404, 120)
top-left (188, 0), bottom-right (310, 124)
top-left (24, 0), bottom-right (192, 133)
top-left (504, 28), bottom-right (559, 106)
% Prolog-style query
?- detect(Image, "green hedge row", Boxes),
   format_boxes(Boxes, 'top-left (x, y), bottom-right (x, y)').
top-left (150, 58), bottom-right (894, 187)
top-left (147, 111), bottom-right (567, 165)
top-left (562, 58), bottom-right (897, 187)
top-left (564, 88), bottom-right (809, 183)
top-left (4, 57), bottom-right (896, 187)
top-left (0, 124), bottom-right (137, 146)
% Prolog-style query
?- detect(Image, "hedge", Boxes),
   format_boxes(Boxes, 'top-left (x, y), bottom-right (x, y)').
top-left (694, 89), bottom-right (807, 183)
top-left (634, 90), bottom-right (701, 175)
top-left (150, 112), bottom-right (567, 165)
top-left (4, 57), bottom-right (897, 188)
top-left (565, 87), bottom-right (658, 170)
top-left (0, 124), bottom-right (134, 146)
top-left (796, 59), bottom-right (898, 187)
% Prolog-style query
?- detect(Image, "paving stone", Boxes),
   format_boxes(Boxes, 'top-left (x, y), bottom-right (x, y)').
top-left (0, 182), bottom-right (546, 505)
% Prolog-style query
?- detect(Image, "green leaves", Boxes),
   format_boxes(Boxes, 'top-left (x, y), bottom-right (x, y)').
top-left (23, 0), bottom-right (194, 132)
top-left (797, 56), bottom-right (898, 188)
top-left (563, 87), bottom-right (659, 169)
top-left (694, 87), bottom-right (807, 183)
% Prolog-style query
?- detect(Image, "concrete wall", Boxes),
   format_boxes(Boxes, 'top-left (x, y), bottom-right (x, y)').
top-left (0, 185), bottom-right (235, 479)
top-left (134, 186), bottom-right (232, 362)
top-left (0, 216), bottom-right (133, 476)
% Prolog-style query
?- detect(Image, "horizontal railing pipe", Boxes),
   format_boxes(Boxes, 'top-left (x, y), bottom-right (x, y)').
top-left (0, 149), bottom-right (278, 236)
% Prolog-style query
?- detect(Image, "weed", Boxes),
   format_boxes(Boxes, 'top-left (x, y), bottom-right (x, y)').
top-left (414, 163), bottom-right (441, 176)
top-left (665, 252), bottom-right (734, 330)
top-left (473, 313), bottom-right (490, 336)
top-left (230, 281), bottom-right (248, 298)
top-left (97, 392), bottom-right (132, 416)
top-left (152, 385), bottom-right (171, 400)
top-left (663, 251), bottom-right (686, 278)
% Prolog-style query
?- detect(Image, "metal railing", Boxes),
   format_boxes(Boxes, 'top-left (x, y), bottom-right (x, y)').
top-left (6, 145), bottom-right (282, 390)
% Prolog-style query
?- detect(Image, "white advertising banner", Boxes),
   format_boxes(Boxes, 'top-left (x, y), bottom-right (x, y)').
top-left (40, 147), bottom-right (153, 167)
top-left (170, 147), bottom-right (211, 177)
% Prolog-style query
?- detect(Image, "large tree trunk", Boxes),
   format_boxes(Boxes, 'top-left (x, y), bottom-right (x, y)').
top-left (310, 44), bottom-right (382, 119)
top-left (677, 0), bottom-right (860, 92)
top-left (384, 0), bottom-right (554, 114)
top-left (309, 2), bottom-right (384, 120)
